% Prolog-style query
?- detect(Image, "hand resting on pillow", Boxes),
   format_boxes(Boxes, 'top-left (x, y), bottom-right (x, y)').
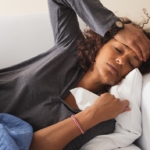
top-left (70, 69), bottom-right (142, 150)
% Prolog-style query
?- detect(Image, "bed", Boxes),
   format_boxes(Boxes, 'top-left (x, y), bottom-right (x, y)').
top-left (0, 13), bottom-right (150, 150)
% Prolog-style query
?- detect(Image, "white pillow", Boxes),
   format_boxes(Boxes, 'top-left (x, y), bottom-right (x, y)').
top-left (136, 72), bottom-right (150, 150)
top-left (115, 144), bottom-right (141, 150)
top-left (70, 68), bottom-right (142, 150)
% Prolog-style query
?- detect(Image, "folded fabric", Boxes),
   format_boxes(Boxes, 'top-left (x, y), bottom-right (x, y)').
top-left (114, 144), bottom-right (141, 150)
top-left (0, 113), bottom-right (33, 150)
top-left (136, 72), bottom-right (150, 150)
top-left (70, 69), bottom-right (142, 150)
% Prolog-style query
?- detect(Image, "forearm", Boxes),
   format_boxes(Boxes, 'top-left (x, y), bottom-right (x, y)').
top-left (53, 0), bottom-right (118, 36)
top-left (30, 92), bottom-right (123, 150)
top-left (29, 107), bottom-right (96, 150)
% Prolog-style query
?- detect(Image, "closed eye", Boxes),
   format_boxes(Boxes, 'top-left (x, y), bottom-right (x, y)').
top-left (115, 47), bottom-right (122, 53)
top-left (128, 61), bottom-right (134, 68)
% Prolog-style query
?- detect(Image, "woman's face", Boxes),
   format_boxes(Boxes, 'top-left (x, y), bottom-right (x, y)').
top-left (94, 38), bottom-right (142, 86)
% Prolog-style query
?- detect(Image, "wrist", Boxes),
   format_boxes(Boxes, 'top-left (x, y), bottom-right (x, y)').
top-left (75, 106), bottom-right (102, 131)
top-left (105, 19), bottom-right (124, 38)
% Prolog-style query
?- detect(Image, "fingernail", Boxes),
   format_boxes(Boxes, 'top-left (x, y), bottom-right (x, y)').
top-left (126, 109), bottom-right (131, 112)
top-left (126, 109), bottom-right (131, 111)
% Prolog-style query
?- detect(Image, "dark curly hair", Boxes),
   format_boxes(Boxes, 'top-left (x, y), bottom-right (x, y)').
top-left (77, 19), bottom-right (150, 75)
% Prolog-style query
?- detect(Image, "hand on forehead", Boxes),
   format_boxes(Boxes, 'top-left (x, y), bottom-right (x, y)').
top-left (114, 23), bottom-right (150, 62)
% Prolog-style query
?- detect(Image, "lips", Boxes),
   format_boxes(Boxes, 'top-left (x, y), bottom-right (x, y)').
top-left (107, 63), bottom-right (119, 76)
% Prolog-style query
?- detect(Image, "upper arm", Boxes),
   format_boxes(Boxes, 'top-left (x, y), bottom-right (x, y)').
top-left (48, 0), bottom-right (118, 45)
top-left (48, 0), bottom-right (81, 45)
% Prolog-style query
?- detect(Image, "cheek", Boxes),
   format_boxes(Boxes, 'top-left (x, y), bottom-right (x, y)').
top-left (121, 66), bottom-right (133, 78)
top-left (97, 64), bottom-right (121, 85)
top-left (116, 68), bottom-right (133, 85)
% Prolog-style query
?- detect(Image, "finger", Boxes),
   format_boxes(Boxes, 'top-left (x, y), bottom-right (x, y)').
top-left (133, 30), bottom-right (150, 61)
top-left (141, 36), bottom-right (150, 58)
top-left (136, 36), bottom-right (150, 61)
top-left (115, 98), bottom-right (120, 101)
top-left (121, 107), bottom-right (131, 113)
top-left (129, 41), bottom-right (143, 61)
top-left (127, 28), bottom-right (150, 61)
top-left (124, 107), bottom-right (131, 112)
top-left (121, 100), bottom-right (129, 112)
top-left (142, 39), bottom-right (150, 61)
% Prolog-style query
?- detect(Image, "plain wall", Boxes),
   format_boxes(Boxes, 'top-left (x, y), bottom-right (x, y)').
top-left (0, 0), bottom-right (48, 16)
top-left (1, 0), bottom-right (150, 18)
top-left (1, 0), bottom-right (150, 27)
top-left (101, 0), bottom-right (150, 29)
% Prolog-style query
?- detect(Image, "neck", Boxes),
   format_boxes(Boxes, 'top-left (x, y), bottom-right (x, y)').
top-left (76, 67), bottom-right (105, 93)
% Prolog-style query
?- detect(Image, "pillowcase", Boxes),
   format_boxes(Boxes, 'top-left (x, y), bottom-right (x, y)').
top-left (70, 68), bottom-right (142, 150)
top-left (136, 72), bottom-right (150, 150)
top-left (115, 144), bottom-right (141, 150)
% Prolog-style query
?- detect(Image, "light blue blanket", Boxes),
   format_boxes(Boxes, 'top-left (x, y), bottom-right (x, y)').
top-left (0, 113), bottom-right (33, 150)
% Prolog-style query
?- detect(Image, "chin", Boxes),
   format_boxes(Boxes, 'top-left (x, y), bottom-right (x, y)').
top-left (100, 69), bottom-right (122, 86)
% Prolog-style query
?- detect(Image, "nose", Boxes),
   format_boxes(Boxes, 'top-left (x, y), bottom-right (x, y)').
top-left (116, 56), bottom-right (126, 67)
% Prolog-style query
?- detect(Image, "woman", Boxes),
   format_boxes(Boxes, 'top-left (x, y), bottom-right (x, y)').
top-left (0, 0), bottom-right (150, 150)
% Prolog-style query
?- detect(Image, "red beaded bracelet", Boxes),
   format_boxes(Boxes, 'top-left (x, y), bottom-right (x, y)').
top-left (71, 115), bottom-right (84, 134)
